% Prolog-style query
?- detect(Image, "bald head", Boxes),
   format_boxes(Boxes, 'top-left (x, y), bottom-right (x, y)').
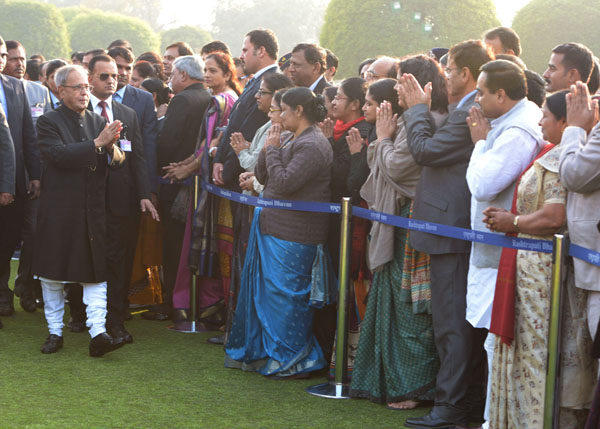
top-left (365, 57), bottom-right (397, 82)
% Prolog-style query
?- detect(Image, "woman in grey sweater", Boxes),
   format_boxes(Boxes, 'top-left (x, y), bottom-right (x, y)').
top-left (225, 88), bottom-right (334, 378)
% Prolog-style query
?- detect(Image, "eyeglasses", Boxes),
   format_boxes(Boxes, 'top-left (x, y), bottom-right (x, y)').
top-left (444, 67), bottom-right (460, 76)
top-left (257, 89), bottom-right (273, 97)
top-left (62, 84), bottom-right (93, 93)
top-left (97, 73), bottom-right (118, 81)
top-left (269, 107), bottom-right (281, 113)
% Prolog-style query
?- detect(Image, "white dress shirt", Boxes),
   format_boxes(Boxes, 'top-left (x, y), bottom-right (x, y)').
top-left (89, 93), bottom-right (114, 123)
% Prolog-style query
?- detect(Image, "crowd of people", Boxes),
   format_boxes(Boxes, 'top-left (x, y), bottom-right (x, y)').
top-left (1, 24), bottom-right (600, 428)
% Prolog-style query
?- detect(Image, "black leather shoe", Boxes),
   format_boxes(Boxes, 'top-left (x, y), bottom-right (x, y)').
top-left (89, 332), bottom-right (126, 357)
top-left (405, 410), bottom-right (461, 428)
top-left (206, 334), bottom-right (225, 345)
top-left (35, 298), bottom-right (44, 308)
top-left (108, 325), bottom-right (133, 344)
top-left (0, 303), bottom-right (14, 316)
top-left (67, 318), bottom-right (88, 333)
top-left (20, 295), bottom-right (37, 313)
top-left (41, 334), bottom-right (64, 354)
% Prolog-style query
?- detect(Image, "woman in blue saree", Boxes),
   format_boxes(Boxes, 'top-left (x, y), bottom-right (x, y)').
top-left (225, 87), bottom-right (333, 377)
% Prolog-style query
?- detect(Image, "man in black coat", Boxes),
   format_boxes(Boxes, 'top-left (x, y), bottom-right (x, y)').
top-left (0, 35), bottom-right (40, 317)
top-left (33, 64), bottom-right (127, 357)
top-left (401, 40), bottom-right (493, 429)
top-left (0, 104), bottom-right (14, 329)
top-left (288, 43), bottom-right (331, 95)
top-left (83, 54), bottom-right (157, 342)
top-left (154, 55), bottom-right (211, 319)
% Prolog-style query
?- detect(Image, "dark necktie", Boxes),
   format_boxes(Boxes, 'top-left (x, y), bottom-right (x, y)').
top-left (98, 100), bottom-right (110, 122)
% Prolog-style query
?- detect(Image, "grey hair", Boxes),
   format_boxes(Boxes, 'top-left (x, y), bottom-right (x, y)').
top-left (55, 64), bottom-right (88, 87)
top-left (173, 55), bottom-right (204, 80)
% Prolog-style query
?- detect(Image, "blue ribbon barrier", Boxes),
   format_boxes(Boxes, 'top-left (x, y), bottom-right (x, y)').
top-left (201, 181), bottom-right (600, 267)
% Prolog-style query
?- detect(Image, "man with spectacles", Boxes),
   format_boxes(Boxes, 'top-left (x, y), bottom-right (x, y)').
top-left (66, 54), bottom-right (156, 344)
top-left (364, 56), bottom-right (398, 83)
top-left (0, 35), bottom-right (40, 318)
top-left (401, 39), bottom-right (494, 429)
top-left (288, 43), bottom-right (330, 95)
top-left (33, 64), bottom-right (128, 356)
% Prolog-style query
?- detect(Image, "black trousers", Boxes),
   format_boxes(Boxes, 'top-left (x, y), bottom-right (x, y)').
top-left (0, 194), bottom-right (25, 305)
top-left (429, 253), bottom-right (488, 423)
top-left (106, 209), bottom-right (141, 328)
top-left (14, 197), bottom-right (41, 300)
top-left (159, 198), bottom-right (185, 311)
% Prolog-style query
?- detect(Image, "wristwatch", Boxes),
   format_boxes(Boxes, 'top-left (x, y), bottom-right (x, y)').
top-left (513, 215), bottom-right (520, 231)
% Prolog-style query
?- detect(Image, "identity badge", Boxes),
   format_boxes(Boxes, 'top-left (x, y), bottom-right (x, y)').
top-left (120, 139), bottom-right (132, 152)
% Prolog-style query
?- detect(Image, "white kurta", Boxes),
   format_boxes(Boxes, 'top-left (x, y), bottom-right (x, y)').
top-left (466, 126), bottom-right (540, 329)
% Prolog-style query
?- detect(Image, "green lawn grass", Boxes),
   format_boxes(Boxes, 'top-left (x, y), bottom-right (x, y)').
top-left (1, 261), bottom-right (425, 428)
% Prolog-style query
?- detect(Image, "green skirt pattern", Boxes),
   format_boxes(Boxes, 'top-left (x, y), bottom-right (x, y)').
top-left (350, 204), bottom-right (439, 403)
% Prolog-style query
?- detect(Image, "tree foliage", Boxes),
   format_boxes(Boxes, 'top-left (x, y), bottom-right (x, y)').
top-left (320, 0), bottom-right (500, 78)
top-left (512, 0), bottom-right (600, 74)
top-left (211, 0), bottom-right (328, 56)
top-left (0, 0), bottom-right (70, 58)
top-left (67, 10), bottom-right (160, 55)
top-left (59, 6), bottom-right (90, 23)
top-left (47, 0), bottom-right (162, 30)
top-left (160, 26), bottom-right (212, 54)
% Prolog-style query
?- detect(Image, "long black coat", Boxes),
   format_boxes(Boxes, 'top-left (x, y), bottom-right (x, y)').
top-left (33, 106), bottom-right (114, 283)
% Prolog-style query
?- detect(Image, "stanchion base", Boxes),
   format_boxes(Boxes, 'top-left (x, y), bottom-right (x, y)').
top-left (306, 382), bottom-right (351, 399)
top-left (167, 321), bottom-right (211, 333)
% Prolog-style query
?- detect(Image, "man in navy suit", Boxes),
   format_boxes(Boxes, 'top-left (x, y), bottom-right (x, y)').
top-left (0, 35), bottom-right (40, 317)
top-left (209, 29), bottom-right (278, 344)
top-left (212, 29), bottom-right (279, 191)
top-left (86, 54), bottom-right (158, 341)
top-left (108, 47), bottom-right (158, 202)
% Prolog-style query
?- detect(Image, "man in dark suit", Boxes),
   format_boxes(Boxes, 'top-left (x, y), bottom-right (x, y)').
top-left (209, 29), bottom-right (278, 343)
top-left (154, 55), bottom-right (211, 319)
top-left (212, 29), bottom-right (279, 191)
top-left (108, 47), bottom-right (159, 202)
top-left (0, 104), bottom-right (13, 329)
top-left (86, 55), bottom-right (158, 341)
top-left (400, 40), bottom-right (493, 429)
top-left (0, 35), bottom-right (40, 317)
top-left (288, 43), bottom-right (330, 95)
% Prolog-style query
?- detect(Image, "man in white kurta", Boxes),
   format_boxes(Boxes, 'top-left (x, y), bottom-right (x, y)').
top-left (465, 60), bottom-right (544, 427)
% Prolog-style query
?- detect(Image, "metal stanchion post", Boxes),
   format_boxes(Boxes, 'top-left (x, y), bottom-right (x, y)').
top-left (306, 197), bottom-right (352, 399)
top-left (543, 234), bottom-right (567, 428)
top-left (169, 176), bottom-right (210, 333)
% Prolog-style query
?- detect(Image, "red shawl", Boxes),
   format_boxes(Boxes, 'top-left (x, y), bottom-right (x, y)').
top-left (489, 143), bottom-right (555, 346)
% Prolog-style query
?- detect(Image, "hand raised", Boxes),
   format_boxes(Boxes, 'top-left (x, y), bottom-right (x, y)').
top-left (318, 117), bottom-right (334, 139)
top-left (347, 127), bottom-right (365, 154)
top-left (566, 81), bottom-right (599, 133)
top-left (466, 106), bottom-right (490, 144)
top-left (264, 123), bottom-right (282, 150)
top-left (400, 73), bottom-right (431, 109)
top-left (375, 101), bottom-right (398, 140)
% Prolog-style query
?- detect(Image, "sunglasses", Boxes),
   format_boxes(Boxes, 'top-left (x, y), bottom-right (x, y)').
top-left (97, 73), bottom-right (118, 81)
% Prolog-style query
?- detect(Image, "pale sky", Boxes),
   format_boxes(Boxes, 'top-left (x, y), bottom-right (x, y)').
top-left (161, 0), bottom-right (532, 32)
